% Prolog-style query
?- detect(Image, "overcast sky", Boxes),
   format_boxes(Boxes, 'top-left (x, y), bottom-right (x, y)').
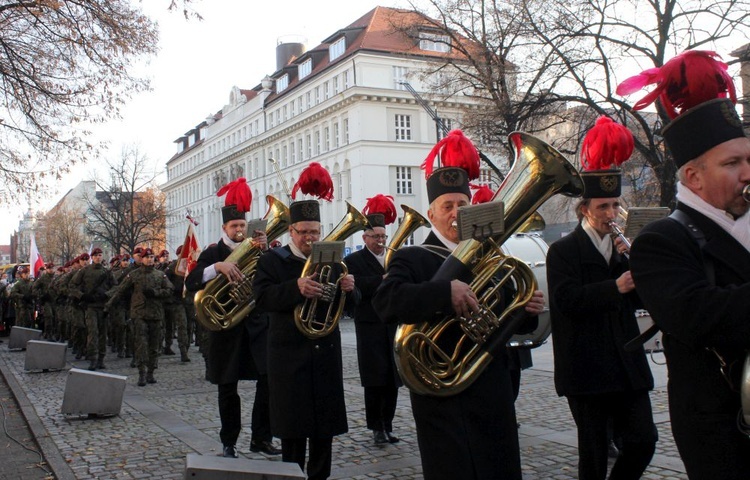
top-left (1, 0), bottom-right (407, 245)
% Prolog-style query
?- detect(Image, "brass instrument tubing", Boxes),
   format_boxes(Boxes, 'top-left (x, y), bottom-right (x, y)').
top-left (609, 221), bottom-right (631, 259)
top-left (743, 184), bottom-right (750, 203)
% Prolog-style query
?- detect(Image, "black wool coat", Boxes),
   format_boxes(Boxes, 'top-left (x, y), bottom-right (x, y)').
top-left (185, 240), bottom-right (267, 384)
top-left (372, 231), bottom-right (522, 480)
top-left (344, 247), bottom-right (401, 387)
top-left (630, 204), bottom-right (750, 477)
top-left (547, 224), bottom-right (653, 397)
top-left (252, 245), bottom-right (353, 439)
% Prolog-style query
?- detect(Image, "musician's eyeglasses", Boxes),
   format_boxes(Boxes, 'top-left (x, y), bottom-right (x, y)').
top-left (365, 234), bottom-right (388, 240)
top-left (291, 226), bottom-right (321, 237)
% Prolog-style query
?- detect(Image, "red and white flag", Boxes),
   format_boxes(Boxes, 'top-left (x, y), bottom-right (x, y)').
top-left (30, 233), bottom-right (45, 279)
top-left (176, 222), bottom-right (200, 277)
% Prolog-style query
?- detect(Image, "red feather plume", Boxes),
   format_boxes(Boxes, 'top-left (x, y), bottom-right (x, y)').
top-left (616, 50), bottom-right (736, 119)
top-left (291, 162), bottom-right (334, 201)
top-left (581, 116), bottom-right (634, 171)
top-left (421, 129), bottom-right (480, 180)
top-left (469, 183), bottom-right (494, 205)
top-left (216, 177), bottom-right (252, 212)
top-left (363, 194), bottom-right (397, 225)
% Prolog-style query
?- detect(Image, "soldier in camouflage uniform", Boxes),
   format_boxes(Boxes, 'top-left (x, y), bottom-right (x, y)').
top-left (108, 255), bottom-right (131, 358)
top-left (71, 248), bottom-right (115, 370)
top-left (10, 266), bottom-right (34, 328)
top-left (50, 264), bottom-right (69, 342)
top-left (156, 249), bottom-right (174, 355)
top-left (33, 263), bottom-right (56, 339)
top-left (164, 249), bottom-right (191, 362)
top-left (67, 255), bottom-right (90, 359)
top-left (107, 248), bottom-right (173, 386)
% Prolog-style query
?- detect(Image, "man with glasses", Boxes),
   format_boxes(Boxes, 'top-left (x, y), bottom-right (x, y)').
top-left (71, 247), bottom-right (114, 371)
top-left (344, 210), bottom-right (402, 445)
top-left (253, 198), bottom-right (356, 480)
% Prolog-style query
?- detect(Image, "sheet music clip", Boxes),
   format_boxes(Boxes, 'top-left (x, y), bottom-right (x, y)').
top-left (310, 241), bottom-right (345, 264)
top-left (457, 202), bottom-right (504, 242)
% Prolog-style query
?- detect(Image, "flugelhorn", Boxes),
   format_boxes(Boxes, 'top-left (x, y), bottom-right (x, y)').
top-left (194, 195), bottom-right (290, 331)
top-left (394, 132), bottom-right (584, 397)
top-left (294, 201), bottom-right (370, 338)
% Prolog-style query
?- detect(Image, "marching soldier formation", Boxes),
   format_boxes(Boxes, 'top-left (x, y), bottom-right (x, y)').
top-left (3, 47), bottom-right (750, 480)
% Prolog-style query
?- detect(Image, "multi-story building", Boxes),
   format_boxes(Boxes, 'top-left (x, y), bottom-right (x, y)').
top-left (163, 6), bottom-right (495, 254)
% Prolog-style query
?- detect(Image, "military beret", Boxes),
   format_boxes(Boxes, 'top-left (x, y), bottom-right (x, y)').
top-left (91, 247), bottom-right (103, 256)
top-left (142, 248), bottom-right (154, 257)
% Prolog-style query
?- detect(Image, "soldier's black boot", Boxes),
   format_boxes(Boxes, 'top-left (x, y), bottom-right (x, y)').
top-left (130, 357), bottom-right (136, 368)
top-left (96, 355), bottom-right (106, 370)
top-left (163, 345), bottom-right (175, 355)
top-left (137, 370), bottom-right (146, 387)
top-left (87, 358), bottom-right (97, 371)
top-left (146, 370), bottom-right (156, 384)
top-left (180, 347), bottom-right (190, 362)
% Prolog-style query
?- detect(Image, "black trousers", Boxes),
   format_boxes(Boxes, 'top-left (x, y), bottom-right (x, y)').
top-left (281, 437), bottom-right (332, 480)
top-left (364, 385), bottom-right (399, 432)
top-left (567, 390), bottom-right (657, 480)
top-left (217, 375), bottom-right (271, 446)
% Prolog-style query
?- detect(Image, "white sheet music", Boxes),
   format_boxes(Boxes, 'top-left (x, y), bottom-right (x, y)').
top-left (625, 207), bottom-right (670, 238)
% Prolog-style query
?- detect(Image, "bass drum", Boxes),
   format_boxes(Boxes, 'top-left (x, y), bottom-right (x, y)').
top-left (502, 233), bottom-right (551, 349)
top-left (634, 309), bottom-right (664, 353)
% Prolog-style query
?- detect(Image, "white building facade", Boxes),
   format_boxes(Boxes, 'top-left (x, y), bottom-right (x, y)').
top-left (162, 7), bottom-right (489, 254)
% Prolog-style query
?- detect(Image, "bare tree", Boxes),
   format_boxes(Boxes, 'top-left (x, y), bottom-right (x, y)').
top-left (38, 206), bottom-right (87, 265)
top-left (0, 0), bottom-right (201, 205)
top-left (84, 147), bottom-right (166, 255)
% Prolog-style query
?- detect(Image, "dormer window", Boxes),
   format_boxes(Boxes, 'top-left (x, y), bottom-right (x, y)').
top-left (276, 74), bottom-right (289, 93)
top-left (419, 32), bottom-right (451, 53)
top-left (299, 59), bottom-right (312, 80)
top-left (329, 37), bottom-right (346, 61)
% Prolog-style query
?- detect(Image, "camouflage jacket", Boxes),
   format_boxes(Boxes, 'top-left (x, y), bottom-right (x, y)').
top-left (107, 265), bottom-right (173, 321)
top-left (71, 263), bottom-right (115, 308)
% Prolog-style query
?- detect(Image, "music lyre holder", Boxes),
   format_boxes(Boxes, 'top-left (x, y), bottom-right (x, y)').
top-left (457, 202), bottom-right (505, 242)
top-left (624, 207), bottom-right (670, 239)
top-left (310, 241), bottom-right (345, 264)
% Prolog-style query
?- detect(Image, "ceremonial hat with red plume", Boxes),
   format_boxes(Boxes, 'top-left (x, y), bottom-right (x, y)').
top-left (422, 130), bottom-right (478, 203)
top-left (469, 183), bottom-right (494, 205)
top-left (578, 116), bottom-right (634, 199)
top-left (217, 177), bottom-right (252, 224)
top-left (617, 50), bottom-right (743, 168)
top-left (363, 194), bottom-right (397, 229)
top-left (289, 162), bottom-right (333, 223)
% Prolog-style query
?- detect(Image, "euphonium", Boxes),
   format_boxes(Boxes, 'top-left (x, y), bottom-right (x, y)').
top-left (383, 205), bottom-right (431, 268)
top-left (294, 201), bottom-right (370, 338)
top-left (394, 132), bottom-right (584, 396)
top-left (194, 195), bottom-right (290, 331)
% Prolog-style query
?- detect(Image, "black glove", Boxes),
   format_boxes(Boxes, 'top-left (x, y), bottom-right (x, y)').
top-left (141, 287), bottom-right (156, 298)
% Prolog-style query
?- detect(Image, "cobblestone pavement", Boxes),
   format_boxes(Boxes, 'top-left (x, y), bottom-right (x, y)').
top-left (0, 319), bottom-right (686, 479)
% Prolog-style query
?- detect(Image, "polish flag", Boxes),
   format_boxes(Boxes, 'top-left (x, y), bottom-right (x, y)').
top-left (30, 233), bottom-right (45, 278)
top-left (176, 222), bottom-right (200, 277)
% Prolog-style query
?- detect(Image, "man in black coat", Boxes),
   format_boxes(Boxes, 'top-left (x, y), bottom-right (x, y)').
top-left (372, 164), bottom-right (545, 480)
top-left (547, 118), bottom-right (657, 480)
top-left (626, 67), bottom-right (750, 476)
top-left (185, 180), bottom-right (279, 459)
top-left (344, 213), bottom-right (402, 445)
top-left (253, 199), bottom-right (357, 480)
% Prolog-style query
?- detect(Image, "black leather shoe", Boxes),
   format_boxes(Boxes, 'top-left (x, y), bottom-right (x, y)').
top-left (250, 439), bottom-right (281, 455)
top-left (373, 430), bottom-right (388, 444)
top-left (386, 431), bottom-right (400, 444)
top-left (222, 445), bottom-right (238, 458)
top-left (607, 440), bottom-right (620, 458)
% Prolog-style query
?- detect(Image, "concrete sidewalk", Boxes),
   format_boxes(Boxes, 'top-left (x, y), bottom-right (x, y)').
top-left (0, 319), bottom-right (686, 479)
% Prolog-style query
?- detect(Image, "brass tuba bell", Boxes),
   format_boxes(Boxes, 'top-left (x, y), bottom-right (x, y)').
top-left (383, 204), bottom-right (431, 268)
top-left (194, 195), bottom-right (290, 331)
top-left (294, 201), bottom-right (370, 338)
top-left (394, 132), bottom-right (584, 396)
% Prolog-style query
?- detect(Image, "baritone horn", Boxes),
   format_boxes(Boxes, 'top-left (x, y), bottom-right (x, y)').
top-left (394, 132), bottom-right (584, 397)
top-left (194, 195), bottom-right (290, 331)
top-left (294, 201), bottom-right (370, 338)
top-left (383, 205), bottom-right (431, 268)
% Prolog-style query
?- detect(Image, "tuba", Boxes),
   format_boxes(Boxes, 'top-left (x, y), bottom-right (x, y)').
top-left (383, 204), bottom-right (431, 268)
top-left (194, 195), bottom-right (290, 331)
top-left (394, 132), bottom-right (584, 396)
top-left (294, 201), bottom-right (370, 338)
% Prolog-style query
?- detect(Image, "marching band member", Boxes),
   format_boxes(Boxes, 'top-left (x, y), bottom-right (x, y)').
top-left (372, 131), bottom-right (544, 480)
top-left (344, 194), bottom-right (402, 445)
top-left (546, 117), bottom-right (657, 480)
top-left (621, 50), bottom-right (750, 478)
top-left (184, 178), bottom-right (278, 458)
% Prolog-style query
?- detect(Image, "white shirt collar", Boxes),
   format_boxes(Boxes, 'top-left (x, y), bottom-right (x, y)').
top-left (432, 227), bottom-right (459, 251)
top-left (582, 217), bottom-right (613, 263)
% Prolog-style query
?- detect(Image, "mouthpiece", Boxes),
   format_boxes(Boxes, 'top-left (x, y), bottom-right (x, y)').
top-left (451, 221), bottom-right (458, 231)
top-left (743, 185), bottom-right (750, 203)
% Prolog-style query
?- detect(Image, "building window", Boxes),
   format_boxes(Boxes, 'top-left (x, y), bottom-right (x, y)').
top-left (419, 32), bottom-right (451, 53)
top-left (282, 105), bottom-right (288, 122)
top-left (297, 138), bottom-right (303, 162)
top-left (395, 114), bottom-right (412, 141)
top-left (299, 58), bottom-right (312, 79)
top-left (393, 66), bottom-right (409, 90)
top-left (297, 96), bottom-right (303, 113)
top-left (333, 122), bottom-right (340, 148)
top-left (324, 126), bottom-right (330, 152)
top-left (323, 81), bottom-right (330, 100)
top-left (329, 37), bottom-right (346, 61)
top-left (343, 118), bottom-right (349, 144)
top-left (314, 130), bottom-right (321, 155)
top-left (305, 92), bottom-right (311, 109)
top-left (291, 141), bottom-right (296, 164)
top-left (343, 70), bottom-right (350, 89)
top-left (333, 76), bottom-right (339, 94)
top-left (276, 74), bottom-right (289, 93)
top-left (315, 87), bottom-right (320, 105)
top-left (396, 166), bottom-right (413, 195)
top-left (305, 133), bottom-right (312, 159)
